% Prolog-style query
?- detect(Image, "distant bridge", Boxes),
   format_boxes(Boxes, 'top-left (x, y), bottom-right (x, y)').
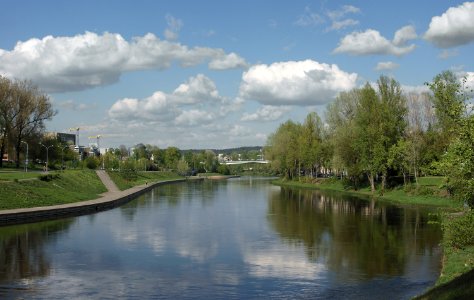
top-left (222, 160), bottom-right (269, 165)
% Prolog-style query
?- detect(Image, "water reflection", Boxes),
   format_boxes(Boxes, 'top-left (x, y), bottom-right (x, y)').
top-left (0, 219), bottom-right (73, 286)
top-left (267, 187), bottom-right (441, 282)
top-left (0, 179), bottom-right (442, 299)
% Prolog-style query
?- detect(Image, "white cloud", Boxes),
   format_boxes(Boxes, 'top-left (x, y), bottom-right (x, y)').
top-left (108, 74), bottom-right (235, 127)
top-left (239, 60), bottom-right (357, 106)
top-left (0, 32), bottom-right (248, 93)
top-left (375, 61), bottom-right (399, 71)
top-left (333, 28), bottom-right (416, 56)
top-left (174, 109), bottom-right (215, 126)
top-left (329, 19), bottom-right (359, 31)
top-left (164, 14), bottom-right (183, 41)
top-left (294, 6), bottom-right (324, 27)
top-left (241, 105), bottom-right (291, 121)
top-left (438, 49), bottom-right (459, 59)
top-left (393, 25), bottom-right (418, 46)
top-left (327, 5), bottom-right (360, 20)
top-left (424, 2), bottom-right (474, 48)
top-left (55, 99), bottom-right (96, 111)
top-left (208, 52), bottom-right (248, 70)
top-left (171, 74), bottom-right (222, 104)
top-left (326, 5), bottom-right (360, 31)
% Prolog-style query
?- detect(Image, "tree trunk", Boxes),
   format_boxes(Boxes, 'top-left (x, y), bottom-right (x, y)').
top-left (381, 173), bottom-right (386, 196)
top-left (368, 173), bottom-right (375, 194)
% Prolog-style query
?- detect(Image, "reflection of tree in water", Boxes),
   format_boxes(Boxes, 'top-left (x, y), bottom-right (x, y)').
top-left (0, 219), bottom-right (74, 283)
top-left (119, 181), bottom-right (221, 220)
top-left (267, 188), bottom-right (441, 280)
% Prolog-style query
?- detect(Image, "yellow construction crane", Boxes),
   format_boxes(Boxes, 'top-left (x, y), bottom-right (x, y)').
top-left (88, 135), bottom-right (102, 149)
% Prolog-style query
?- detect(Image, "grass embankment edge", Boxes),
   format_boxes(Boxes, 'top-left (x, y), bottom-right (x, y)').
top-left (106, 170), bottom-right (183, 190)
top-left (0, 170), bottom-right (107, 210)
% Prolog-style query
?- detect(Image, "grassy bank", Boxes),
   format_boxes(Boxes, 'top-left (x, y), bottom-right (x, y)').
top-left (273, 177), bottom-right (460, 208)
top-left (0, 170), bottom-right (107, 210)
top-left (107, 170), bottom-right (182, 190)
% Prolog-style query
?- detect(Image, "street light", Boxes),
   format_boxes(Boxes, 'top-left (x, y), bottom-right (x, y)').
top-left (39, 143), bottom-right (54, 172)
top-left (21, 141), bottom-right (28, 172)
top-left (59, 144), bottom-right (69, 171)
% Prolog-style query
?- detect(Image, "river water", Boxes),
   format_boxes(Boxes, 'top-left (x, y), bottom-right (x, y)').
top-left (0, 177), bottom-right (441, 299)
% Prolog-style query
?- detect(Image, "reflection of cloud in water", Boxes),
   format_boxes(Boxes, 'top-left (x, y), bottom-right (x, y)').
top-left (212, 265), bottom-right (240, 285)
top-left (174, 239), bottom-right (218, 263)
top-left (146, 230), bottom-right (166, 254)
top-left (243, 245), bottom-right (325, 280)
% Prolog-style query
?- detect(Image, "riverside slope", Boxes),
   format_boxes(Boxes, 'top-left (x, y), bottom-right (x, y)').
top-left (0, 170), bottom-right (186, 226)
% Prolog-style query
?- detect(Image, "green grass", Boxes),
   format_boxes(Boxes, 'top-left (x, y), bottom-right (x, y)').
top-left (107, 171), bottom-right (183, 190)
top-left (0, 170), bottom-right (107, 209)
top-left (417, 176), bottom-right (446, 187)
top-left (272, 177), bottom-right (461, 208)
top-left (0, 171), bottom-right (45, 181)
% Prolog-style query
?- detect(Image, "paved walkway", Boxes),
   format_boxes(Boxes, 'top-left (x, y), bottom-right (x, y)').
top-left (0, 171), bottom-right (187, 225)
top-left (96, 170), bottom-right (119, 193)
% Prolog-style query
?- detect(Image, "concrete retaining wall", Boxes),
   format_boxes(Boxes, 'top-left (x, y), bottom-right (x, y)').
top-left (0, 179), bottom-right (189, 226)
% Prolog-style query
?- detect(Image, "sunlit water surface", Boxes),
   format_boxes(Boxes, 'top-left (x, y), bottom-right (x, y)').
top-left (0, 178), bottom-right (441, 299)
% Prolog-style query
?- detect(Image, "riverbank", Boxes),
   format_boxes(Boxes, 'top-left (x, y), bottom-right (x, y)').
top-left (272, 177), bottom-right (473, 298)
top-left (273, 177), bottom-right (460, 208)
top-left (0, 170), bottom-right (191, 225)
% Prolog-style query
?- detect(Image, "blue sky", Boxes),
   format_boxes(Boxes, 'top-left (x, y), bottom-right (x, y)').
top-left (1, 0), bottom-right (473, 149)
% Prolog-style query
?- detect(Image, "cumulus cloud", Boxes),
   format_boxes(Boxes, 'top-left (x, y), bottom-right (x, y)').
top-left (0, 32), bottom-right (248, 93)
top-left (424, 2), bottom-right (474, 48)
top-left (172, 74), bottom-right (222, 104)
top-left (208, 52), bottom-right (248, 70)
top-left (393, 25), bottom-right (418, 46)
top-left (174, 109), bottom-right (215, 126)
top-left (374, 61), bottom-right (399, 71)
top-left (239, 60), bottom-right (357, 106)
top-left (333, 27), bottom-right (417, 56)
top-left (241, 105), bottom-right (291, 121)
top-left (108, 74), bottom-right (236, 128)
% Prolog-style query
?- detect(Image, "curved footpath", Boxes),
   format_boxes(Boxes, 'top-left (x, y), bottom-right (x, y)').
top-left (0, 170), bottom-right (190, 226)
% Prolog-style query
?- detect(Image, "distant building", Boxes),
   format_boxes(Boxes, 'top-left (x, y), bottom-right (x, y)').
top-left (45, 132), bottom-right (77, 145)
top-left (57, 132), bottom-right (76, 145)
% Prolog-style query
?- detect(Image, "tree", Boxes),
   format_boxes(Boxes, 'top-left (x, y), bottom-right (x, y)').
top-left (325, 89), bottom-right (362, 187)
top-left (177, 158), bottom-right (190, 176)
top-left (265, 120), bottom-right (301, 179)
top-left (164, 147), bottom-right (181, 170)
top-left (354, 83), bottom-right (384, 193)
top-left (300, 112), bottom-right (323, 178)
top-left (429, 71), bottom-right (474, 207)
top-left (11, 80), bottom-right (55, 168)
top-left (376, 76), bottom-right (407, 194)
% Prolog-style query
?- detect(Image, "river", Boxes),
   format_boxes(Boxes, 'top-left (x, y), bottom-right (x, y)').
top-left (0, 177), bottom-right (441, 299)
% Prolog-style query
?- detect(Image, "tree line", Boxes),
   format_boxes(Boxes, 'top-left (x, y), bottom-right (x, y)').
top-left (265, 71), bottom-right (473, 207)
top-left (0, 76), bottom-right (55, 168)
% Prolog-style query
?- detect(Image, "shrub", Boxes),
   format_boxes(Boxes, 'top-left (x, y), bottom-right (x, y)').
top-left (85, 156), bottom-right (100, 170)
top-left (38, 173), bottom-right (60, 182)
top-left (442, 210), bottom-right (474, 250)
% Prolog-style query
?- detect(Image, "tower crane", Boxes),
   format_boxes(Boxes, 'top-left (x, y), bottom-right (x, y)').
top-left (88, 134), bottom-right (102, 149)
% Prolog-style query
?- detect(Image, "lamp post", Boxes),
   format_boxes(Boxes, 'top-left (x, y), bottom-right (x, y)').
top-left (59, 145), bottom-right (69, 171)
top-left (21, 141), bottom-right (28, 172)
top-left (40, 143), bottom-right (53, 172)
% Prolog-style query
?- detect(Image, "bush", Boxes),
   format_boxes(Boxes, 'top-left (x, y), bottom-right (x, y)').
top-left (443, 210), bottom-right (474, 250)
top-left (38, 173), bottom-right (61, 182)
top-left (85, 156), bottom-right (100, 170)
top-left (217, 164), bottom-right (230, 175)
